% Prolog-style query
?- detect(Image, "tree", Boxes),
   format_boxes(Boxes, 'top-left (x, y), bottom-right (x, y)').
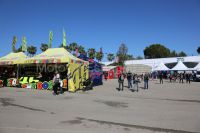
top-left (107, 53), bottom-right (115, 61)
top-left (197, 47), bottom-right (200, 54)
top-left (60, 44), bottom-right (70, 52)
top-left (170, 50), bottom-right (177, 57)
top-left (143, 44), bottom-right (170, 59)
top-left (27, 46), bottom-right (37, 57)
top-left (117, 43), bottom-right (128, 65)
top-left (126, 54), bottom-right (134, 60)
top-left (40, 43), bottom-right (49, 52)
top-left (78, 45), bottom-right (85, 54)
top-left (87, 48), bottom-right (96, 59)
top-left (178, 51), bottom-right (187, 57)
top-left (69, 42), bottom-right (78, 53)
top-left (12, 36), bottom-right (17, 53)
top-left (136, 56), bottom-right (143, 60)
top-left (16, 46), bottom-right (22, 52)
top-left (95, 52), bottom-right (103, 62)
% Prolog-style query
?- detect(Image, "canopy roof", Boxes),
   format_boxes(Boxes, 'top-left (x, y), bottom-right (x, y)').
top-left (153, 62), bottom-right (169, 71)
top-left (193, 62), bottom-right (200, 70)
top-left (171, 61), bottom-right (188, 71)
top-left (24, 48), bottom-right (88, 64)
top-left (0, 52), bottom-right (28, 65)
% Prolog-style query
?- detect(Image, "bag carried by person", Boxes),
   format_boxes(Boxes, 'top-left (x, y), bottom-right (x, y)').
top-left (120, 74), bottom-right (124, 81)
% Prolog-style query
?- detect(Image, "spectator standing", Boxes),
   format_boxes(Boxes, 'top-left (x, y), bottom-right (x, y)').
top-left (118, 72), bottom-right (125, 91)
top-left (179, 73), bottom-right (184, 83)
top-left (159, 72), bottom-right (163, 84)
top-left (127, 71), bottom-right (132, 89)
top-left (144, 73), bottom-right (149, 89)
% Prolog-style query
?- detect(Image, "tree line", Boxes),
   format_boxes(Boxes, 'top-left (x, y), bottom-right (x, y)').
top-left (10, 36), bottom-right (200, 64)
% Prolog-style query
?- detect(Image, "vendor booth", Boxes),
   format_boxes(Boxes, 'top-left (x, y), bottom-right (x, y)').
top-left (0, 52), bottom-right (28, 87)
top-left (78, 54), bottom-right (103, 86)
top-left (152, 62), bottom-right (169, 71)
top-left (20, 48), bottom-right (89, 92)
top-left (171, 61), bottom-right (188, 71)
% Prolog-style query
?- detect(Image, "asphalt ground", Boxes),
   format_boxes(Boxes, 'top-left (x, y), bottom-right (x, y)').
top-left (0, 79), bottom-right (200, 133)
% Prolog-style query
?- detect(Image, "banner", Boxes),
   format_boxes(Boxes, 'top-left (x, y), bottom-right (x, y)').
top-left (22, 36), bottom-right (27, 52)
top-left (49, 31), bottom-right (53, 48)
top-left (63, 29), bottom-right (67, 47)
top-left (68, 62), bottom-right (89, 92)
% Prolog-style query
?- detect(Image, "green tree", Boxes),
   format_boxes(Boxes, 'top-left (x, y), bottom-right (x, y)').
top-left (107, 53), bottom-right (115, 61)
top-left (16, 46), bottom-right (22, 52)
top-left (136, 56), bottom-right (143, 60)
top-left (95, 52), bottom-right (103, 62)
top-left (126, 54), bottom-right (134, 60)
top-left (78, 45), bottom-right (85, 54)
top-left (27, 46), bottom-right (37, 57)
top-left (117, 43), bottom-right (128, 65)
top-left (40, 43), bottom-right (49, 52)
top-left (197, 47), bottom-right (200, 54)
top-left (69, 42), bottom-right (78, 53)
top-left (144, 44), bottom-right (170, 59)
top-left (178, 51), bottom-right (187, 57)
top-left (170, 50), bottom-right (178, 57)
top-left (12, 36), bottom-right (17, 53)
top-left (60, 44), bottom-right (70, 52)
top-left (87, 48), bottom-right (96, 59)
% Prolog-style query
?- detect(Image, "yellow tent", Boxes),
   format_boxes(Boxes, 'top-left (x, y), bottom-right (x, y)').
top-left (23, 48), bottom-right (89, 92)
top-left (0, 52), bottom-right (28, 65)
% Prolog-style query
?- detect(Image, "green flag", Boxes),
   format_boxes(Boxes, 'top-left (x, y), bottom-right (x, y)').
top-left (22, 36), bottom-right (27, 52)
top-left (49, 31), bottom-right (53, 48)
top-left (63, 29), bottom-right (67, 47)
top-left (12, 36), bottom-right (17, 52)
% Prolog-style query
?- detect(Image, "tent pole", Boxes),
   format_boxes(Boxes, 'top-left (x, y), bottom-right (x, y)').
top-left (17, 64), bottom-right (19, 79)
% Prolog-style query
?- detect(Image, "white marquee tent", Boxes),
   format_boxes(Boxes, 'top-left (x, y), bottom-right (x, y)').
top-left (171, 61), bottom-right (188, 71)
top-left (193, 62), bottom-right (200, 70)
top-left (153, 62), bottom-right (169, 71)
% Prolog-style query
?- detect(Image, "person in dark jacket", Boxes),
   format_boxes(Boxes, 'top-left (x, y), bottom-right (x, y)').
top-left (144, 73), bottom-right (149, 89)
top-left (118, 72), bottom-right (125, 91)
top-left (159, 72), bottom-right (163, 84)
top-left (127, 71), bottom-right (132, 89)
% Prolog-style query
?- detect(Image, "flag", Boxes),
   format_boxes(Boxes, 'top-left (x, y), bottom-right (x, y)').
top-left (22, 36), bottom-right (27, 52)
top-left (12, 36), bottom-right (17, 52)
top-left (75, 48), bottom-right (78, 57)
top-left (63, 29), bottom-right (67, 47)
top-left (49, 31), bottom-right (53, 48)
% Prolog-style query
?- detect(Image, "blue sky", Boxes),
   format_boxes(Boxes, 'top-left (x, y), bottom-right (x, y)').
top-left (0, 0), bottom-right (200, 61)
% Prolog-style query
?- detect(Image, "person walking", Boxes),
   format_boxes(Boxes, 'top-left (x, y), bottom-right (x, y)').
top-left (159, 72), bottom-right (163, 84)
top-left (169, 73), bottom-right (172, 83)
top-left (179, 73), bottom-right (184, 83)
top-left (186, 73), bottom-right (191, 84)
top-left (118, 72), bottom-right (125, 91)
top-left (133, 74), bottom-right (139, 92)
top-left (53, 72), bottom-right (63, 95)
top-left (144, 73), bottom-right (149, 89)
top-left (127, 71), bottom-right (132, 89)
top-left (104, 72), bottom-right (108, 81)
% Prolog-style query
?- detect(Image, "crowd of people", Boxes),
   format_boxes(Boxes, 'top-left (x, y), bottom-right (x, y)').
top-left (117, 71), bottom-right (150, 92)
top-left (116, 71), bottom-right (195, 92)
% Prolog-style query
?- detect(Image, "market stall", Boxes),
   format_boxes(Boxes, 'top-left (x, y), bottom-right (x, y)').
top-left (0, 52), bottom-right (28, 87)
top-left (20, 48), bottom-right (89, 92)
top-left (78, 54), bottom-right (103, 86)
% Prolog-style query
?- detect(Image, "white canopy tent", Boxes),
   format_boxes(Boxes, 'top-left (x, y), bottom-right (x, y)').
top-left (171, 61), bottom-right (188, 71)
top-left (193, 62), bottom-right (200, 70)
top-left (153, 62), bottom-right (169, 71)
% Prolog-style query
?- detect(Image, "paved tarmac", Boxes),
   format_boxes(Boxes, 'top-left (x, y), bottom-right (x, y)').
top-left (0, 79), bottom-right (200, 133)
